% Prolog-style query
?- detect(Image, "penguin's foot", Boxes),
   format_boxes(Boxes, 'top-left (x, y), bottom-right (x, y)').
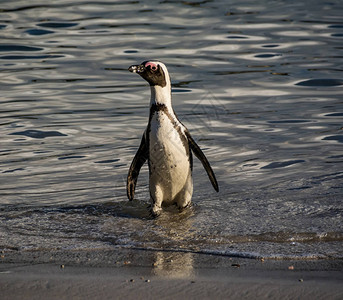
top-left (178, 201), bottom-right (192, 212)
top-left (150, 205), bottom-right (162, 218)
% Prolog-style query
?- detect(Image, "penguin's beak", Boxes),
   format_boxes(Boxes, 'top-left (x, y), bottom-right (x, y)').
top-left (128, 64), bottom-right (145, 73)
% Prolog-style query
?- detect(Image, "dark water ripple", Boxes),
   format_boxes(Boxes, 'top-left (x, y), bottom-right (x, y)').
top-left (0, 0), bottom-right (342, 260)
top-left (9, 129), bottom-right (68, 139)
top-left (322, 135), bottom-right (343, 143)
top-left (296, 79), bottom-right (343, 87)
top-left (261, 160), bottom-right (305, 169)
top-left (38, 22), bottom-right (78, 28)
top-left (26, 29), bottom-right (54, 35)
top-left (0, 45), bottom-right (43, 52)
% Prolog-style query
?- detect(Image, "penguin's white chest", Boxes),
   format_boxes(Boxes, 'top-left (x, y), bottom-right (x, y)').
top-left (148, 111), bottom-right (190, 200)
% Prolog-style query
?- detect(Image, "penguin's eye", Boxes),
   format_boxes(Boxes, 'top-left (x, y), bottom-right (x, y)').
top-left (145, 62), bottom-right (159, 72)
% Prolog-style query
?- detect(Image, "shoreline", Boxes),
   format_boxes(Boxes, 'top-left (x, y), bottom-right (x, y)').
top-left (1, 249), bottom-right (343, 299)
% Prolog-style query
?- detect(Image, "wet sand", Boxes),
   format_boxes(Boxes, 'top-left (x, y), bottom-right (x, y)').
top-left (1, 249), bottom-right (343, 299)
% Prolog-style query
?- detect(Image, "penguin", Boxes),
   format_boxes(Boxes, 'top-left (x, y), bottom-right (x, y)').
top-left (127, 60), bottom-right (219, 217)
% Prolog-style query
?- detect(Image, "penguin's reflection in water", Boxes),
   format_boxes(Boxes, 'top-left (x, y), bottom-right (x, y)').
top-left (152, 251), bottom-right (194, 279)
top-left (151, 208), bottom-right (195, 278)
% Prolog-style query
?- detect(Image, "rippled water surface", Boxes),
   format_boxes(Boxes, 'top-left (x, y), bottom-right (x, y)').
top-left (1, 0), bottom-right (342, 260)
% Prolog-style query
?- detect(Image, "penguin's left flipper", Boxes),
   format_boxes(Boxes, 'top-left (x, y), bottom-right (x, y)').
top-left (127, 132), bottom-right (148, 201)
top-left (185, 131), bottom-right (219, 192)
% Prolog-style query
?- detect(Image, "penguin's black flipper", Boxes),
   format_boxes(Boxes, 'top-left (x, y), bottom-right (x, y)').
top-left (127, 132), bottom-right (148, 201)
top-left (185, 131), bottom-right (219, 192)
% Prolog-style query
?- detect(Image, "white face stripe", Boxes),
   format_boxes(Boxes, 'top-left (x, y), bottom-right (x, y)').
top-left (145, 61), bottom-right (172, 108)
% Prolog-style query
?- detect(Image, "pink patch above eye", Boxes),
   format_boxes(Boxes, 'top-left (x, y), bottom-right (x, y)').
top-left (145, 62), bottom-right (158, 70)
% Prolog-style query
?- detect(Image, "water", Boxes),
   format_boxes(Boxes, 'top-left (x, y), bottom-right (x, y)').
top-left (0, 0), bottom-right (342, 261)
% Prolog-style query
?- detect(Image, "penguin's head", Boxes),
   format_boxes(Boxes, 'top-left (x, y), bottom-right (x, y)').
top-left (128, 61), bottom-right (168, 87)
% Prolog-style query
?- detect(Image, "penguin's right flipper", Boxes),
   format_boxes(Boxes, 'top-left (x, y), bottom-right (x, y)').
top-left (127, 132), bottom-right (148, 201)
top-left (185, 131), bottom-right (219, 192)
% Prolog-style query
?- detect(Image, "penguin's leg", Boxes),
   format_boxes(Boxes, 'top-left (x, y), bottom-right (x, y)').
top-left (175, 173), bottom-right (193, 211)
top-left (150, 184), bottom-right (163, 217)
